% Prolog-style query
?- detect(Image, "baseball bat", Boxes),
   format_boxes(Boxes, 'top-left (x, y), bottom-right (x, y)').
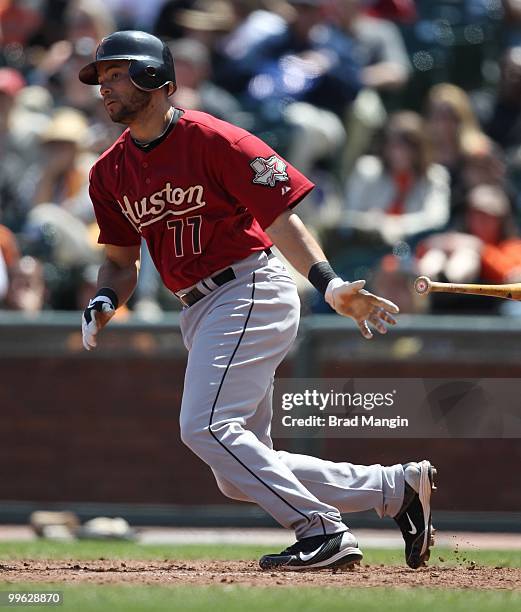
top-left (414, 276), bottom-right (521, 301)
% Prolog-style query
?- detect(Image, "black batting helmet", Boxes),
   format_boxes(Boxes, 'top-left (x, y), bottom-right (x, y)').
top-left (78, 30), bottom-right (176, 92)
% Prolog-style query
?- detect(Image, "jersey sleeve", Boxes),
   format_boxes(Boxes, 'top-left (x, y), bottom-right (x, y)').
top-left (219, 133), bottom-right (315, 229)
top-left (89, 166), bottom-right (141, 246)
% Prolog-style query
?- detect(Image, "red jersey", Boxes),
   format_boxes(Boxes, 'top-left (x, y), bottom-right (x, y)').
top-left (89, 109), bottom-right (314, 292)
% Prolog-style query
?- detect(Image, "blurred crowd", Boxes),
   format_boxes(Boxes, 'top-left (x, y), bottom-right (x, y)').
top-left (1, 0), bottom-right (521, 317)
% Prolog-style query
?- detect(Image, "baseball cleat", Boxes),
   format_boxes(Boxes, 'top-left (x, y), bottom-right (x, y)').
top-left (394, 460), bottom-right (436, 569)
top-left (259, 531), bottom-right (363, 571)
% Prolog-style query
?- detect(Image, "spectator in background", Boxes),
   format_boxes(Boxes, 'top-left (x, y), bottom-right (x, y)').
top-left (333, 0), bottom-right (412, 175)
top-left (219, 0), bottom-right (362, 172)
top-left (424, 83), bottom-right (481, 185)
top-left (219, 0), bottom-right (361, 116)
top-left (460, 131), bottom-right (508, 193)
top-left (9, 85), bottom-right (53, 162)
top-left (333, 0), bottom-right (411, 96)
top-left (0, 170), bottom-right (26, 236)
top-left (469, 186), bottom-right (521, 285)
top-left (22, 107), bottom-right (101, 309)
top-left (0, 223), bottom-right (45, 315)
top-left (169, 38), bottom-right (244, 123)
top-left (171, 0), bottom-right (236, 49)
top-left (501, 0), bottom-right (521, 47)
top-left (315, 111), bottom-right (450, 294)
top-left (0, 223), bottom-right (19, 303)
top-left (483, 47), bottom-right (521, 150)
top-left (417, 184), bottom-right (521, 313)
top-left (450, 131), bottom-right (516, 223)
top-left (480, 45), bottom-right (521, 204)
top-left (3, 255), bottom-right (46, 313)
top-left (0, 67), bottom-right (26, 158)
top-left (342, 111), bottom-right (450, 247)
top-left (0, 68), bottom-right (31, 232)
top-left (216, 0), bottom-right (288, 78)
top-left (30, 107), bottom-right (94, 222)
top-left (29, 38), bottom-right (100, 113)
top-left (0, 0), bottom-right (43, 50)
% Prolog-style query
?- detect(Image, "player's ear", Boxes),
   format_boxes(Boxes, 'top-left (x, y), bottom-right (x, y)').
top-left (167, 83), bottom-right (176, 97)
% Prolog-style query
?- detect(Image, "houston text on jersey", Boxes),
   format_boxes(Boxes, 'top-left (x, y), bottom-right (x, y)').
top-left (117, 182), bottom-right (206, 232)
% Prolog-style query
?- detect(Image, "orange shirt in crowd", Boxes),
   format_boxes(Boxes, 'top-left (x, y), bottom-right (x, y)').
top-left (0, 0), bottom-right (42, 46)
top-left (481, 239), bottom-right (521, 283)
top-left (0, 224), bottom-right (19, 268)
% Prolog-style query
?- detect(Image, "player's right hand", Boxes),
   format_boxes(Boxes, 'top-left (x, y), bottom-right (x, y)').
top-left (325, 278), bottom-right (399, 340)
top-left (81, 289), bottom-right (118, 351)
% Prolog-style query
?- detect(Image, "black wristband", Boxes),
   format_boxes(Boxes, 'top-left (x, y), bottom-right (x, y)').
top-left (308, 261), bottom-right (338, 295)
top-left (95, 287), bottom-right (119, 309)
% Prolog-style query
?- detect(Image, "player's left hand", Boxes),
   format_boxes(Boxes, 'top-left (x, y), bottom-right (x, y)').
top-left (325, 278), bottom-right (399, 340)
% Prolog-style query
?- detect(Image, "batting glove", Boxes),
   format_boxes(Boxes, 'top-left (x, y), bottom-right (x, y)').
top-left (82, 288), bottom-right (119, 351)
top-left (325, 278), bottom-right (399, 340)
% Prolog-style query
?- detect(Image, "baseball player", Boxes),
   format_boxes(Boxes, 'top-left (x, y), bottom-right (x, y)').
top-left (79, 31), bottom-right (436, 571)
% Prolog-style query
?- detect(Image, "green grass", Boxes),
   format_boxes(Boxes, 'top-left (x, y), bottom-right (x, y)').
top-left (0, 585), bottom-right (519, 612)
top-left (0, 540), bottom-right (520, 568)
top-left (0, 540), bottom-right (265, 561)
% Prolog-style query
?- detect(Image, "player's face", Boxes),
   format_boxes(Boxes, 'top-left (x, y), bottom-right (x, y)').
top-left (97, 61), bottom-right (152, 124)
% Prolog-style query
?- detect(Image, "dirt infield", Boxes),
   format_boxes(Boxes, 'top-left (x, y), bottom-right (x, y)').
top-left (1, 560), bottom-right (520, 590)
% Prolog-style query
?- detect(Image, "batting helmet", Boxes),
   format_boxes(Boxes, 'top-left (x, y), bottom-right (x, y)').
top-left (78, 31), bottom-right (176, 92)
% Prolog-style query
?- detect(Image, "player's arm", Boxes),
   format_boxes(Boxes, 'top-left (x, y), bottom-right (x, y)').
top-left (82, 244), bottom-right (140, 351)
top-left (97, 244), bottom-right (141, 305)
top-left (265, 210), bottom-right (399, 339)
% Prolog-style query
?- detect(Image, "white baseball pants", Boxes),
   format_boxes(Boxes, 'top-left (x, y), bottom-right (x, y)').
top-left (179, 250), bottom-right (404, 539)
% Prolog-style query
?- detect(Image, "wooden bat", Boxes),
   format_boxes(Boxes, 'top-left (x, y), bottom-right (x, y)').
top-left (414, 276), bottom-right (521, 300)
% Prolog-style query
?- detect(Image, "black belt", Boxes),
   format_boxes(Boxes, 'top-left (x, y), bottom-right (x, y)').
top-left (178, 248), bottom-right (274, 308)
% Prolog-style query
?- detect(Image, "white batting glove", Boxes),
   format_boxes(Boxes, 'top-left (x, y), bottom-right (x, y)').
top-left (82, 289), bottom-right (118, 351)
top-left (325, 277), bottom-right (399, 340)
top-left (325, 277), bottom-right (366, 307)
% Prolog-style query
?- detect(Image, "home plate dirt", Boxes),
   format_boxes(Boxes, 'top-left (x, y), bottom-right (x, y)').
top-left (1, 560), bottom-right (520, 590)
